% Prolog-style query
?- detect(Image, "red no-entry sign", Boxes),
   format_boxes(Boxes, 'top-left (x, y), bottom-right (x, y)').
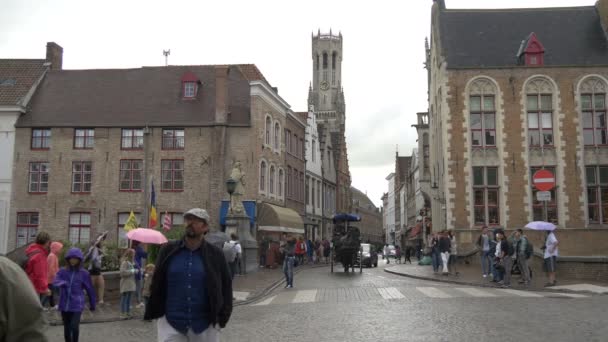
top-left (533, 169), bottom-right (555, 191)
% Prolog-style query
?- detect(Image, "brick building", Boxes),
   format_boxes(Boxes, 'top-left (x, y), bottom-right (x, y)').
top-left (427, 0), bottom-right (608, 252)
top-left (8, 59), bottom-right (304, 250)
top-left (0, 43), bottom-right (59, 253)
top-left (351, 186), bottom-right (383, 244)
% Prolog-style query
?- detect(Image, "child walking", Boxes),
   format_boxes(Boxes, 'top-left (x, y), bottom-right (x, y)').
top-left (119, 248), bottom-right (136, 319)
top-left (142, 263), bottom-right (155, 308)
top-left (53, 247), bottom-right (96, 342)
top-left (46, 241), bottom-right (63, 310)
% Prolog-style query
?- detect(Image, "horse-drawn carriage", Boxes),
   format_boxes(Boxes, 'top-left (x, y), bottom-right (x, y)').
top-left (330, 213), bottom-right (363, 273)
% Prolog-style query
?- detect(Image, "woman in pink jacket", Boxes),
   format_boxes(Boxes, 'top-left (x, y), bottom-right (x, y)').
top-left (45, 241), bottom-right (63, 309)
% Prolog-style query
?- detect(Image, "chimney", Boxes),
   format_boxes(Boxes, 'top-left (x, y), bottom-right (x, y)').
top-left (214, 66), bottom-right (230, 124)
top-left (598, 0), bottom-right (608, 37)
top-left (45, 42), bottom-right (63, 70)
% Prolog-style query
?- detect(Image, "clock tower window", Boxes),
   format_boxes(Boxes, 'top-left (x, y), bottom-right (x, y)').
top-left (322, 53), bottom-right (328, 69)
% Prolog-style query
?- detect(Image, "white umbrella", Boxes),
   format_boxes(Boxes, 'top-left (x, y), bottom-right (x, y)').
top-left (524, 221), bottom-right (556, 231)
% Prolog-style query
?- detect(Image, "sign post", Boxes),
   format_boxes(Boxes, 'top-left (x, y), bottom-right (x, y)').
top-left (533, 169), bottom-right (556, 222)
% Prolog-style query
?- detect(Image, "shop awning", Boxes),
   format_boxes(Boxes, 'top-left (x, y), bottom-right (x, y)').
top-left (258, 203), bottom-right (305, 234)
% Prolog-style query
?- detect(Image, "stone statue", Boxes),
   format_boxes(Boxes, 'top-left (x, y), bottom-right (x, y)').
top-left (229, 161), bottom-right (246, 214)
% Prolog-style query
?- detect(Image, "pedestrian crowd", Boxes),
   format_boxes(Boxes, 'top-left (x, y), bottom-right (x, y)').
top-left (2, 207), bottom-right (234, 342)
top-left (258, 235), bottom-right (332, 270)
top-left (475, 226), bottom-right (558, 287)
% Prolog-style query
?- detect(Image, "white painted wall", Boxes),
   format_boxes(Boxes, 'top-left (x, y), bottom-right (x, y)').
top-left (0, 111), bottom-right (20, 254)
top-left (306, 106), bottom-right (323, 217)
top-left (386, 173), bottom-right (395, 244)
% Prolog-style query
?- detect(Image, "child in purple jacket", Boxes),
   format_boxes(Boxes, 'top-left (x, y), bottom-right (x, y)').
top-left (53, 247), bottom-right (96, 342)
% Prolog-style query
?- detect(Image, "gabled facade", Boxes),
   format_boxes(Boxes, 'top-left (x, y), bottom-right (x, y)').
top-left (8, 57), bottom-right (304, 250)
top-left (305, 107), bottom-right (323, 240)
top-left (0, 42), bottom-right (59, 253)
top-left (427, 0), bottom-right (608, 254)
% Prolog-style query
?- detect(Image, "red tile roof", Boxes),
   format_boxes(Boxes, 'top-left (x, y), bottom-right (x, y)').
top-left (0, 59), bottom-right (48, 106)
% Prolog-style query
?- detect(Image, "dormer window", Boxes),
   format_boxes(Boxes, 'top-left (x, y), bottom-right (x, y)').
top-left (184, 82), bottom-right (197, 98)
top-left (517, 32), bottom-right (545, 67)
top-left (181, 72), bottom-right (200, 99)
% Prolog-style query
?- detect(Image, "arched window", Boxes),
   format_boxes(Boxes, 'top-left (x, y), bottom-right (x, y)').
top-left (525, 77), bottom-right (554, 147)
top-left (469, 78), bottom-right (497, 147)
top-left (260, 161), bottom-right (267, 191)
top-left (312, 139), bottom-right (316, 162)
top-left (278, 169), bottom-right (284, 197)
top-left (332, 52), bottom-right (337, 69)
top-left (423, 133), bottom-right (429, 171)
top-left (580, 77), bottom-right (608, 146)
top-left (265, 116), bottom-right (271, 146)
top-left (269, 166), bottom-right (275, 194)
top-left (274, 122), bottom-right (280, 150)
top-left (316, 54), bottom-right (320, 71)
top-left (323, 53), bottom-right (328, 69)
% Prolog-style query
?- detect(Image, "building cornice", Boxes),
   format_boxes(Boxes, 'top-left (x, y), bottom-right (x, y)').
top-left (250, 81), bottom-right (291, 116)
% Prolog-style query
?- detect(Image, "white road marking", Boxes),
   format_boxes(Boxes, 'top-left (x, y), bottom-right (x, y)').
top-left (377, 287), bottom-right (405, 300)
top-left (416, 287), bottom-right (452, 298)
top-left (497, 289), bottom-right (544, 297)
top-left (252, 295), bottom-right (276, 306)
top-left (546, 292), bottom-right (589, 298)
top-left (233, 291), bottom-right (250, 301)
top-left (292, 290), bottom-right (318, 303)
top-left (551, 284), bottom-right (608, 294)
top-left (455, 287), bottom-right (497, 297)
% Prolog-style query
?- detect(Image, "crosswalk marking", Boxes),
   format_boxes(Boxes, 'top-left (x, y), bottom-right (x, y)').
top-left (246, 286), bottom-right (592, 307)
top-left (546, 292), bottom-right (589, 298)
top-left (292, 290), bottom-right (317, 303)
top-left (497, 289), bottom-right (543, 297)
top-left (252, 295), bottom-right (276, 306)
top-left (378, 287), bottom-right (405, 299)
top-left (416, 287), bottom-right (452, 298)
top-left (551, 284), bottom-right (608, 294)
top-left (455, 287), bottom-right (497, 297)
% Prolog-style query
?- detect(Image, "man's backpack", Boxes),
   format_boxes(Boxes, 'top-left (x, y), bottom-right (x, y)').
top-left (15, 248), bottom-right (41, 271)
top-left (222, 241), bottom-right (238, 263)
top-left (524, 238), bottom-right (533, 259)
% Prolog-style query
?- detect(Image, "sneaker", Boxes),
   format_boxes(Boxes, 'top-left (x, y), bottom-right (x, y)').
top-left (483, 274), bottom-right (487, 278)
top-left (286, 285), bottom-right (293, 289)
top-left (502, 284), bottom-right (511, 288)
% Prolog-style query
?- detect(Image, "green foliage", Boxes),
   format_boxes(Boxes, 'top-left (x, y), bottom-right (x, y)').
top-left (146, 225), bottom-right (185, 264)
top-left (55, 241), bottom-right (122, 272)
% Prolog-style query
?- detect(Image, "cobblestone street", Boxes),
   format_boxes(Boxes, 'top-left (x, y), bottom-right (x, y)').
top-left (45, 262), bottom-right (608, 342)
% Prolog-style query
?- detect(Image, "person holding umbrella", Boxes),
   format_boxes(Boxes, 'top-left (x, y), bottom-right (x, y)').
top-left (525, 221), bottom-right (559, 287)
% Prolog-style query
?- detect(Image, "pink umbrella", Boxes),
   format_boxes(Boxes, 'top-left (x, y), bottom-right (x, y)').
top-left (126, 228), bottom-right (168, 245)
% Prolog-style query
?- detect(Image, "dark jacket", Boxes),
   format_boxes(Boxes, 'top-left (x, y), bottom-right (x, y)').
top-left (53, 248), bottom-right (96, 313)
top-left (438, 237), bottom-right (451, 253)
top-left (143, 239), bottom-right (233, 328)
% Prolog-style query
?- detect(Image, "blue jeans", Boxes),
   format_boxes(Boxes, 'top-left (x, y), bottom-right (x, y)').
top-left (283, 256), bottom-right (295, 286)
top-left (481, 250), bottom-right (494, 275)
top-left (120, 292), bottom-right (133, 314)
top-left (135, 277), bottom-right (143, 304)
top-left (61, 311), bottom-right (81, 342)
top-left (431, 250), bottom-right (441, 272)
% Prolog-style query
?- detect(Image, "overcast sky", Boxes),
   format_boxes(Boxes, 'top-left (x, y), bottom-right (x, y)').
top-left (0, 0), bottom-right (595, 207)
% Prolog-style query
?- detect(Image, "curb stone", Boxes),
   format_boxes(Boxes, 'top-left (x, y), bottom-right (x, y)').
top-left (384, 267), bottom-right (607, 296)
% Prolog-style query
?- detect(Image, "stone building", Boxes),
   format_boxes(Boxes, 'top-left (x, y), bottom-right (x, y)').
top-left (0, 43), bottom-right (59, 253)
top-left (427, 0), bottom-right (608, 254)
top-left (308, 30), bottom-right (352, 217)
top-left (8, 59), bottom-right (303, 250)
top-left (304, 107), bottom-right (323, 240)
top-left (351, 187), bottom-right (383, 244)
top-left (283, 109), bottom-right (306, 225)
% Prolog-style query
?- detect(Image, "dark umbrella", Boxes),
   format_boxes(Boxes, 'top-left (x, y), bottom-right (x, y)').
top-left (205, 231), bottom-right (230, 249)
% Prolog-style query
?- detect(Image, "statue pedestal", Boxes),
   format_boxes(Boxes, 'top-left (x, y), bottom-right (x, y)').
top-left (225, 211), bottom-right (258, 274)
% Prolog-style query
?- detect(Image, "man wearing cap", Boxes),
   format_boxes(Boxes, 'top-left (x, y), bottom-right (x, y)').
top-left (145, 208), bottom-right (232, 342)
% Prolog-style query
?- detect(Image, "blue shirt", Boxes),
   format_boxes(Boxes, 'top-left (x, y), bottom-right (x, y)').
top-left (165, 243), bottom-right (210, 334)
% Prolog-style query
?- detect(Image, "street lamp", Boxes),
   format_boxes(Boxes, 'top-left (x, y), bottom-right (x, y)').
top-left (226, 178), bottom-right (236, 214)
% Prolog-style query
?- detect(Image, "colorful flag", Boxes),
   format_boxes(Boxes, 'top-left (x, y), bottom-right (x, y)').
top-left (163, 211), bottom-right (172, 231)
top-left (149, 182), bottom-right (158, 228)
top-left (124, 211), bottom-right (138, 231)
